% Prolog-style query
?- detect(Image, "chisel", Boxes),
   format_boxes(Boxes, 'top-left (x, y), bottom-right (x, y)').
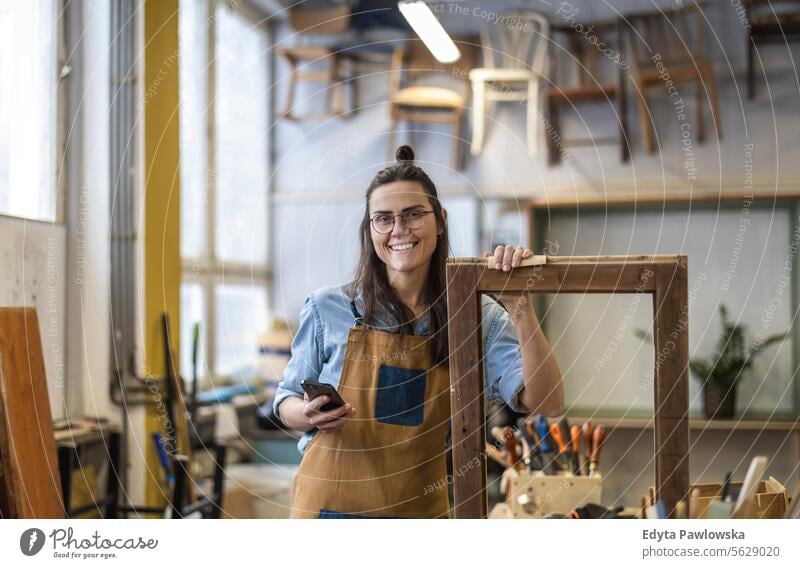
top-left (569, 425), bottom-right (581, 475)
top-left (533, 415), bottom-right (551, 453)
top-left (524, 419), bottom-right (545, 471)
top-left (549, 423), bottom-right (570, 471)
top-left (589, 424), bottom-right (606, 477)
top-left (581, 421), bottom-right (593, 476)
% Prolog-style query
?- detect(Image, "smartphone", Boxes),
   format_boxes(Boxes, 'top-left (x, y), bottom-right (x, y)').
top-left (300, 380), bottom-right (346, 412)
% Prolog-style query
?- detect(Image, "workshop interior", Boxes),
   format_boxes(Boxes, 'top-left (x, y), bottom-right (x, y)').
top-left (2, 0), bottom-right (800, 527)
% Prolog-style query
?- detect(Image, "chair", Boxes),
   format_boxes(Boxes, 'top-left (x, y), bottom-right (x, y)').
top-left (387, 38), bottom-right (478, 170)
top-left (621, 3), bottom-right (722, 153)
top-left (469, 12), bottom-right (550, 157)
top-left (546, 21), bottom-right (630, 165)
top-left (276, 4), bottom-right (352, 120)
top-left (745, 0), bottom-right (800, 99)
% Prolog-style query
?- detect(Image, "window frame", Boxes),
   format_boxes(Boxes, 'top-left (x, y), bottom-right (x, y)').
top-left (179, 0), bottom-right (273, 382)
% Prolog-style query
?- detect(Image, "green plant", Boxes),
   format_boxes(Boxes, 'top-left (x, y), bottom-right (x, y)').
top-left (635, 304), bottom-right (790, 387)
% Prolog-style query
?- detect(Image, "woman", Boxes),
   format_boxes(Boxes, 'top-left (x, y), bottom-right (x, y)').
top-left (274, 146), bottom-right (563, 518)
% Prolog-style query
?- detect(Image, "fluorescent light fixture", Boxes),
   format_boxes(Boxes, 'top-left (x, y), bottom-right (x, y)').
top-left (398, 1), bottom-right (460, 63)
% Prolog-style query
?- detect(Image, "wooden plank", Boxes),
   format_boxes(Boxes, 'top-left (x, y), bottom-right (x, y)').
top-left (652, 260), bottom-right (690, 514)
top-left (478, 262), bottom-right (659, 294)
top-left (445, 263), bottom-right (487, 518)
top-left (0, 308), bottom-right (63, 518)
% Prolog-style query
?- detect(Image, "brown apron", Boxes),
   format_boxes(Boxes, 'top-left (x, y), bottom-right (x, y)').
top-left (290, 300), bottom-right (451, 518)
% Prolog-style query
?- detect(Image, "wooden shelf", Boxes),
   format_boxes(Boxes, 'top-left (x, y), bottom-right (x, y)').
top-left (569, 416), bottom-right (800, 432)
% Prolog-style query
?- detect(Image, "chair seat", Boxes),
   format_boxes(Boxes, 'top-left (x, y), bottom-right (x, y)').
top-left (549, 84), bottom-right (618, 103)
top-left (391, 86), bottom-right (464, 109)
top-left (276, 46), bottom-right (335, 60)
top-left (469, 67), bottom-right (536, 82)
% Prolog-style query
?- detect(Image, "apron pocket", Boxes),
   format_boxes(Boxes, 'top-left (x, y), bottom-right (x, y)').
top-left (319, 509), bottom-right (394, 519)
top-left (375, 364), bottom-right (426, 427)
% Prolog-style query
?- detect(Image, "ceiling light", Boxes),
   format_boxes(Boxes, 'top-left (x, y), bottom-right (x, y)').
top-left (398, 1), bottom-right (460, 63)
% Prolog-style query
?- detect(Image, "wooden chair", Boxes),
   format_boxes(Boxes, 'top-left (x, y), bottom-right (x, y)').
top-left (387, 38), bottom-right (478, 170)
top-left (276, 4), bottom-right (352, 120)
top-left (546, 21), bottom-right (630, 165)
top-left (621, 3), bottom-right (722, 153)
top-left (745, 0), bottom-right (800, 99)
top-left (469, 11), bottom-right (550, 157)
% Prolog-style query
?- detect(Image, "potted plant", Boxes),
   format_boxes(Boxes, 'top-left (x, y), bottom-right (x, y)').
top-left (635, 304), bottom-right (789, 418)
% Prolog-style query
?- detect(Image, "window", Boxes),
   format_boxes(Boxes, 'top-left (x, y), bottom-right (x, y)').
top-left (179, 0), bottom-right (270, 383)
top-left (0, 0), bottom-right (59, 221)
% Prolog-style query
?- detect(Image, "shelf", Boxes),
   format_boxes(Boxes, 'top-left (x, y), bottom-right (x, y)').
top-left (569, 416), bottom-right (800, 432)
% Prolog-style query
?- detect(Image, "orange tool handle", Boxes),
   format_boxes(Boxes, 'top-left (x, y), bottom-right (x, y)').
top-left (581, 422), bottom-right (593, 460)
top-left (549, 423), bottom-right (568, 454)
top-left (570, 425), bottom-right (580, 455)
top-left (590, 425), bottom-right (606, 469)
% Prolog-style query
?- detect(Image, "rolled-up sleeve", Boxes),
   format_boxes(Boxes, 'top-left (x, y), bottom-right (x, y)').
top-left (273, 293), bottom-right (325, 419)
top-left (483, 299), bottom-right (527, 413)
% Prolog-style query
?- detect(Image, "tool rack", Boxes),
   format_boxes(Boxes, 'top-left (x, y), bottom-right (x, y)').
top-left (445, 255), bottom-right (690, 518)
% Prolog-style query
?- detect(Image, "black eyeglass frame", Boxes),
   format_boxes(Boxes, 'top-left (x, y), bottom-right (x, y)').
top-left (369, 210), bottom-right (435, 234)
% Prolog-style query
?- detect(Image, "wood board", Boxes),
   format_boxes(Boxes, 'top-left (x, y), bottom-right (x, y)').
top-left (0, 308), bottom-right (63, 518)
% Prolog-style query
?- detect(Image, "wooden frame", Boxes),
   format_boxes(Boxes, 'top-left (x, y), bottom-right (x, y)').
top-left (445, 255), bottom-right (689, 518)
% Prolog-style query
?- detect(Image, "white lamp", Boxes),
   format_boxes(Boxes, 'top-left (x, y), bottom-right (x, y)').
top-left (398, 1), bottom-right (461, 63)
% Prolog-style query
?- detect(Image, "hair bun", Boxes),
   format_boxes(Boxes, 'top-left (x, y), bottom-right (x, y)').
top-left (395, 145), bottom-right (415, 163)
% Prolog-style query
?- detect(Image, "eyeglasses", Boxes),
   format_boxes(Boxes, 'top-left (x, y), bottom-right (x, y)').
top-left (370, 210), bottom-right (435, 234)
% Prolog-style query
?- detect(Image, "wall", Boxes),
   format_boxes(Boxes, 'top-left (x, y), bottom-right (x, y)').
top-left (271, 0), bottom-right (800, 321)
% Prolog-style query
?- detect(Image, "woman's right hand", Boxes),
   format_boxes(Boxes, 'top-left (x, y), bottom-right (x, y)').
top-left (302, 393), bottom-right (356, 431)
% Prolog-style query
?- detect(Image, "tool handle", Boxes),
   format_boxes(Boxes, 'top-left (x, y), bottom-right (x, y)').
top-left (534, 415), bottom-right (551, 453)
top-left (590, 425), bottom-right (606, 475)
top-left (570, 425), bottom-right (581, 475)
top-left (581, 421), bottom-right (593, 475)
top-left (549, 423), bottom-right (568, 454)
top-left (570, 425), bottom-right (580, 455)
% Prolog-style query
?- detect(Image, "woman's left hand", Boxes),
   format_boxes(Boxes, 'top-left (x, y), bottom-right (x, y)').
top-left (482, 245), bottom-right (540, 328)
top-left (484, 244), bottom-right (534, 272)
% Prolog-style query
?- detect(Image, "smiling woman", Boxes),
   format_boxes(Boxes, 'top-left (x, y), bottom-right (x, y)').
top-left (273, 145), bottom-right (563, 519)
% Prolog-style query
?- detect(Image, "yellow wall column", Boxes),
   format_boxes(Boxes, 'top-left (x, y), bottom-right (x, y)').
top-left (142, 0), bottom-right (181, 508)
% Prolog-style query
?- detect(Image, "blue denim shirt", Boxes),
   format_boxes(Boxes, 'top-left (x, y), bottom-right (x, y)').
top-left (274, 283), bottom-right (527, 452)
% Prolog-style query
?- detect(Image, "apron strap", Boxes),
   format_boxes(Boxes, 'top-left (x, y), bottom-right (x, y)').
top-left (350, 299), bottom-right (363, 325)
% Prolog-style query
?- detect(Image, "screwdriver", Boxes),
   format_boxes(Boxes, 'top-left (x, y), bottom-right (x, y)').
top-left (533, 415), bottom-right (551, 453)
top-left (569, 425), bottom-right (581, 475)
top-left (581, 421), bottom-right (593, 476)
top-left (589, 424), bottom-right (606, 477)
top-left (549, 423), bottom-right (570, 471)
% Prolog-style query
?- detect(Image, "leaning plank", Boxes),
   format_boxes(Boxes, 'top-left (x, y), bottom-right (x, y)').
top-left (0, 308), bottom-right (63, 518)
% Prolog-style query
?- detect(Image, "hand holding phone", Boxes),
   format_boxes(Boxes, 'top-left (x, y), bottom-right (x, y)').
top-left (300, 380), bottom-right (355, 431)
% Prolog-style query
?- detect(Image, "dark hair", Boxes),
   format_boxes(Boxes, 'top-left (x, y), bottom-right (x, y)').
top-left (349, 145), bottom-right (450, 365)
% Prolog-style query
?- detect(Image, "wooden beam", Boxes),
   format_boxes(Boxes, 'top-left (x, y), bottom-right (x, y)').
top-left (652, 259), bottom-right (690, 514)
top-left (445, 262), bottom-right (487, 518)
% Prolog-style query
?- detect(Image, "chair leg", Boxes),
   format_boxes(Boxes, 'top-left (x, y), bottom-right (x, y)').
top-left (747, 33), bottom-right (755, 100)
top-left (388, 109), bottom-right (397, 161)
top-left (282, 59), bottom-right (298, 120)
top-left (617, 63), bottom-right (631, 163)
top-left (527, 78), bottom-right (540, 156)
top-left (634, 85), bottom-right (655, 153)
top-left (706, 65), bottom-right (722, 142)
top-left (545, 98), bottom-right (562, 166)
top-left (470, 79), bottom-right (486, 156)
top-left (452, 110), bottom-right (463, 170)
top-left (696, 74), bottom-right (706, 144)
